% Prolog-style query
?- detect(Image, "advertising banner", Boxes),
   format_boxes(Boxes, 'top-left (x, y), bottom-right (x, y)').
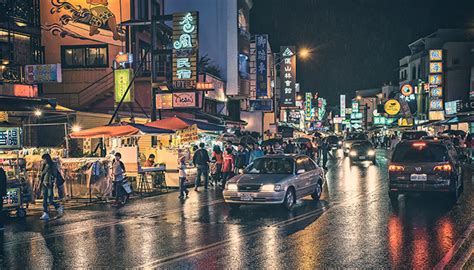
top-left (340, 95), bottom-right (346, 118)
top-left (25, 64), bottom-right (62, 83)
top-left (255, 35), bottom-right (268, 98)
top-left (114, 69), bottom-right (134, 103)
top-left (176, 124), bottom-right (198, 144)
top-left (0, 127), bottom-right (21, 149)
top-left (173, 92), bottom-right (197, 108)
top-left (172, 12), bottom-right (199, 90)
top-left (280, 46), bottom-right (296, 107)
top-left (305, 93), bottom-right (312, 121)
top-left (156, 94), bottom-right (173, 109)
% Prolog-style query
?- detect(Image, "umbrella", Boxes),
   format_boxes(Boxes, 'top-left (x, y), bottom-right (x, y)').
top-left (239, 135), bottom-right (257, 145)
top-left (70, 122), bottom-right (173, 139)
top-left (261, 138), bottom-right (283, 147)
top-left (146, 116), bottom-right (225, 132)
top-left (293, 137), bottom-right (310, 144)
top-left (218, 133), bottom-right (240, 144)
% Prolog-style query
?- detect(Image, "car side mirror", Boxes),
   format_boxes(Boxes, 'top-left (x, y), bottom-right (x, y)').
top-left (297, 169), bottom-right (306, 175)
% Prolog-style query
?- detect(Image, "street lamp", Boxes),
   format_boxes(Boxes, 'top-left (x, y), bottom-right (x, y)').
top-left (34, 109), bottom-right (42, 117)
top-left (299, 48), bottom-right (311, 59)
top-left (356, 95), bottom-right (362, 101)
top-left (71, 124), bottom-right (82, 133)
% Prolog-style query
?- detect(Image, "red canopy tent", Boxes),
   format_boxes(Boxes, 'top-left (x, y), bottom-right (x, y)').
top-left (70, 123), bottom-right (173, 139)
top-left (145, 116), bottom-right (190, 131)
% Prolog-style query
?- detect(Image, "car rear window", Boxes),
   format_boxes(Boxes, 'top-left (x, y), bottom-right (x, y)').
top-left (346, 133), bottom-right (366, 140)
top-left (401, 131), bottom-right (427, 140)
top-left (392, 144), bottom-right (449, 163)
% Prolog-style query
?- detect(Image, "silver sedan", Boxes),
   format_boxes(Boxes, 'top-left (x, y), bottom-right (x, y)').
top-left (223, 154), bottom-right (325, 210)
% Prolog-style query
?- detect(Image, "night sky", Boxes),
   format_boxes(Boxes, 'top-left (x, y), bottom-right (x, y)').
top-left (250, 0), bottom-right (474, 104)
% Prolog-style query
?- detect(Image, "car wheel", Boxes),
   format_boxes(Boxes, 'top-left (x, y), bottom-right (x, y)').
top-left (311, 181), bottom-right (322, 201)
top-left (229, 204), bottom-right (241, 210)
top-left (282, 188), bottom-right (295, 210)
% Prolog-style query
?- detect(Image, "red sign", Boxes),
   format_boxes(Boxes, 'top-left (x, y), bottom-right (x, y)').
top-left (14, 84), bottom-right (38, 97)
top-left (400, 84), bottom-right (413, 97)
top-left (173, 92), bottom-right (197, 108)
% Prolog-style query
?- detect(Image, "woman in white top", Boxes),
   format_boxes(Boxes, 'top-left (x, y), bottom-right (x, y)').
top-left (178, 154), bottom-right (189, 199)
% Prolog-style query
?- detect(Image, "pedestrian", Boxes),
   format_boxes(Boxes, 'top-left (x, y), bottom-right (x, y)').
top-left (234, 144), bottom-right (249, 174)
top-left (177, 154), bottom-right (189, 199)
top-left (264, 145), bottom-right (274, 155)
top-left (193, 142), bottom-right (210, 191)
top-left (0, 167), bottom-right (6, 223)
top-left (287, 140), bottom-right (295, 153)
top-left (40, 154), bottom-right (64, 221)
top-left (144, 154), bottom-right (156, 167)
top-left (273, 142), bottom-right (284, 154)
top-left (321, 138), bottom-right (330, 170)
top-left (222, 148), bottom-right (235, 186)
top-left (465, 134), bottom-right (473, 161)
top-left (112, 152), bottom-right (126, 207)
top-left (212, 145), bottom-right (223, 186)
top-left (249, 143), bottom-right (264, 163)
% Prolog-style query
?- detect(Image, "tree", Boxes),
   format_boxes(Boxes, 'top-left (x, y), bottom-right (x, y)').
top-left (198, 55), bottom-right (222, 78)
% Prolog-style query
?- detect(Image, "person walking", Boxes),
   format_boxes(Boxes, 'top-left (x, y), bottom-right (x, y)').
top-left (211, 145), bottom-right (223, 186)
top-left (40, 154), bottom-right (64, 221)
top-left (112, 152), bottom-right (126, 207)
top-left (249, 143), bottom-right (264, 163)
top-left (321, 138), bottom-right (330, 170)
top-left (178, 155), bottom-right (189, 199)
top-left (234, 144), bottom-right (249, 174)
top-left (222, 148), bottom-right (235, 186)
top-left (193, 142), bottom-right (210, 191)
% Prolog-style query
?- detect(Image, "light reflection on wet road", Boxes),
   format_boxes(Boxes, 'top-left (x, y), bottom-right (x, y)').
top-left (0, 149), bottom-right (472, 268)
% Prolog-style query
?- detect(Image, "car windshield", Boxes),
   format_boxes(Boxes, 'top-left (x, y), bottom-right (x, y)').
top-left (246, 158), bottom-right (294, 174)
top-left (401, 131), bottom-right (427, 140)
top-left (346, 133), bottom-right (366, 140)
top-left (392, 143), bottom-right (449, 163)
top-left (352, 142), bottom-right (372, 150)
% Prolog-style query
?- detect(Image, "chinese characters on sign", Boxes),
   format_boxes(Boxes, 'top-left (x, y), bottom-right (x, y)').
top-left (428, 49), bottom-right (444, 120)
top-left (0, 127), bottom-right (21, 149)
top-left (340, 95), bottom-right (346, 118)
top-left (280, 46), bottom-right (296, 107)
top-left (114, 69), bottom-right (134, 103)
top-left (305, 93), bottom-right (312, 121)
top-left (172, 12), bottom-right (199, 90)
top-left (255, 35), bottom-right (268, 98)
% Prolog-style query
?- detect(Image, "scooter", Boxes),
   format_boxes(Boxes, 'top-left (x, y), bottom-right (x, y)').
top-left (112, 177), bottom-right (133, 206)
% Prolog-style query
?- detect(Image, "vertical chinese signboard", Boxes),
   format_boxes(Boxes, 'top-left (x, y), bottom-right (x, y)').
top-left (305, 93), bottom-right (312, 121)
top-left (340, 94), bottom-right (346, 118)
top-left (255, 34), bottom-right (268, 98)
top-left (172, 12), bottom-right (199, 90)
top-left (280, 46), bottom-right (296, 107)
top-left (114, 69), bottom-right (134, 103)
top-left (428, 49), bottom-right (444, 120)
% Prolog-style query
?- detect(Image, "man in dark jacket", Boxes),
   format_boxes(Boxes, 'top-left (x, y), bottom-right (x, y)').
top-left (193, 142), bottom-right (210, 191)
top-left (234, 144), bottom-right (250, 173)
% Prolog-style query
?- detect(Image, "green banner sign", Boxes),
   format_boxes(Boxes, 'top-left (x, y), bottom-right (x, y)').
top-left (115, 69), bottom-right (134, 103)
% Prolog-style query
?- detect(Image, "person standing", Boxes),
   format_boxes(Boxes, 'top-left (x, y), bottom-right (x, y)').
top-left (234, 144), bottom-right (249, 174)
top-left (178, 155), bottom-right (189, 199)
top-left (193, 142), bottom-right (210, 191)
top-left (40, 154), bottom-right (64, 221)
top-left (264, 145), bottom-right (274, 155)
top-left (321, 138), bottom-right (330, 170)
top-left (222, 148), bottom-right (235, 186)
top-left (249, 143), bottom-right (264, 163)
top-left (112, 152), bottom-right (126, 207)
top-left (211, 145), bottom-right (223, 186)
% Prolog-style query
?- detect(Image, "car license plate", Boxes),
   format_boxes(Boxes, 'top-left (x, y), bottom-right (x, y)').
top-left (239, 193), bottom-right (253, 201)
top-left (359, 156), bottom-right (366, 160)
top-left (410, 174), bottom-right (427, 181)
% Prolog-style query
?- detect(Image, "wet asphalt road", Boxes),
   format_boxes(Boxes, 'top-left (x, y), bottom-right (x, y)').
top-left (1, 149), bottom-right (473, 269)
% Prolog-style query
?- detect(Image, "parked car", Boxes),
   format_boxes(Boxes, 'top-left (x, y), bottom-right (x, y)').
top-left (223, 155), bottom-right (325, 210)
top-left (327, 135), bottom-right (342, 150)
top-left (401, 131), bottom-right (428, 141)
top-left (388, 140), bottom-right (463, 205)
top-left (343, 132), bottom-right (368, 156)
top-left (349, 141), bottom-right (376, 165)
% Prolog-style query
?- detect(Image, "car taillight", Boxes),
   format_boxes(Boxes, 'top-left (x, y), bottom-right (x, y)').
top-left (433, 164), bottom-right (452, 172)
top-left (389, 165), bottom-right (405, 172)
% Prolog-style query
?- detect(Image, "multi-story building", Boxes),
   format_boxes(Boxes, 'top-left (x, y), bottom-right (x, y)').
top-left (399, 29), bottom-right (474, 108)
top-left (0, 0), bottom-right (42, 95)
top-left (165, 0), bottom-right (253, 121)
top-left (40, 0), bottom-right (169, 114)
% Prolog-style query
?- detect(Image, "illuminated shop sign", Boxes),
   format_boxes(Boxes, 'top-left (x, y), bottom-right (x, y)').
top-left (255, 34), bottom-right (268, 98)
top-left (280, 46), bottom-right (296, 107)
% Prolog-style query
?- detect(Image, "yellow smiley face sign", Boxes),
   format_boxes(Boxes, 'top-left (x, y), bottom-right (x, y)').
top-left (384, 99), bottom-right (401, 116)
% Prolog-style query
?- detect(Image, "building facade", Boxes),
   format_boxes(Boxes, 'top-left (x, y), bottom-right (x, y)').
top-left (40, 0), bottom-right (168, 114)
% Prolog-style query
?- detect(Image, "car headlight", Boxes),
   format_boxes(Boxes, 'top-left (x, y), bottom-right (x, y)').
top-left (227, 183), bottom-right (238, 191)
top-left (350, 151), bottom-right (357, 156)
top-left (260, 184), bottom-right (282, 192)
top-left (367, 150), bottom-right (375, 156)
top-left (338, 141), bottom-right (342, 145)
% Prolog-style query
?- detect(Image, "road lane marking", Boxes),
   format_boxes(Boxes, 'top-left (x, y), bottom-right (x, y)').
top-left (434, 221), bottom-right (474, 270)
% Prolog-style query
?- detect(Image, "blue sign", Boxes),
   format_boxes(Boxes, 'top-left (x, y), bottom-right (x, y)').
top-left (250, 99), bottom-right (273, 111)
top-left (255, 35), bottom-right (268, 98)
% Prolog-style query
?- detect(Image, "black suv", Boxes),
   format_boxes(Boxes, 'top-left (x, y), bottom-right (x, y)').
top-left (401, 131), bottom-right (428, 141)
top-left (388, 140), bottom-right (463, 204)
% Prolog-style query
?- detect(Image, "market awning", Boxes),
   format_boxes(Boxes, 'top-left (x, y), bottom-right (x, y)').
top-left (146, 116), bottom-right (225, 132)
top-left (70, 122), bottom-right (174, 139)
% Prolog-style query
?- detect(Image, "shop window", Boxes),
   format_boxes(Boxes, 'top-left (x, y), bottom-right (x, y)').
top-left (61, 45), bottom-right (108, 68)
top-left (239, 53), bottom-right (250, 80)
